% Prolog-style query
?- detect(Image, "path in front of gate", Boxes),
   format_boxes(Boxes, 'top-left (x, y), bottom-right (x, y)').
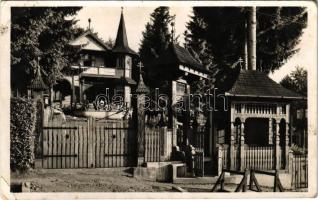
top-left (11, 168), bottom-right (300, 192)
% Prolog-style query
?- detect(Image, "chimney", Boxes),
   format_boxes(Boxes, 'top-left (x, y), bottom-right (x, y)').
top-left (247, 6), bottom-right (257, 70)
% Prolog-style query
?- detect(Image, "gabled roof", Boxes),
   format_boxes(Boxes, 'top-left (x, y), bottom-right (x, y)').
top-left (226, 70), bottom-right (304, 99)
top-left (70, 30), bottom-right (111, 51)
top-left (113, 9), bottom-right (138, 56)
top-left (153, 43), bottom-right (209, 73)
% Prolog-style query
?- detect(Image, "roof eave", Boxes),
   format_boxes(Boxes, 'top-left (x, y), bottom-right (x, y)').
top-left (225, 92), bottom-right (306, 100)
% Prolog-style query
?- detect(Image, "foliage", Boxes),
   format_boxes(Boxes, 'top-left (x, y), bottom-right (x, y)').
top-left (290, 144), bottom-right (306, 154)
top-left (10, 97), bottom-right (36, 172)
top-left (105, 37), bottom-right (115, 48)
top-left (139, 7), bottom-right (175, 74)
top-left (280, 66), bottom-right (307, 96)
top-left (185, 7), bottom-right (307, 74)
top-left (11, 7), bottom-right (83, 93)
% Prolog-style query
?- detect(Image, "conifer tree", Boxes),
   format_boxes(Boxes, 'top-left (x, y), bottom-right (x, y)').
top-left (185, 7), bottom-right (307, 74)
top-left (11, 7), bottom-right (83, 95)
top-left (139, 7), bottom-right (175, 79)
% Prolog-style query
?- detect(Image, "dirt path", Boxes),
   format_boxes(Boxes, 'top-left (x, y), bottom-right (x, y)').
top-left (11, 168), bottom-right (174, 192)
top-left (11, 168), bottom-right (297, 192)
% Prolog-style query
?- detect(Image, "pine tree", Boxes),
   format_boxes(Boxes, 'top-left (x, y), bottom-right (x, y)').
top-left (139, 7), bottom-right (175, 77)
top-left (280, 66), bottom-right (307, 96)
top-left (11, 7), bottom-right (83, 95)
top-left (185, 7), bottom-right (307, 74)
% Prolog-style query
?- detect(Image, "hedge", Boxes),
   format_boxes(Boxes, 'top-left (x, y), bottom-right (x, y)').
top-left (10, 97), bottom-right (36, 172)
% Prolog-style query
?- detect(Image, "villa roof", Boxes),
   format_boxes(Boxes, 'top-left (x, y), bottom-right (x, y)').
top-left (153, 43), bottom-right (209, 74)
top-left (70, 30), bottom-right (111, 51)
top-left (112, 9), bottom-right (138, 56)
top-left (226, 70), bottom-right (304, 99)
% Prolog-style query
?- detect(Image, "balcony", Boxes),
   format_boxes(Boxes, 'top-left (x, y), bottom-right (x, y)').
top-left (81, 66), bottom-right (116, 76)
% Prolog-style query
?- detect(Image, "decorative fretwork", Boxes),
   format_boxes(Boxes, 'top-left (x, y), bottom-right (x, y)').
top-left (234, 103), bottom-right (281, 115)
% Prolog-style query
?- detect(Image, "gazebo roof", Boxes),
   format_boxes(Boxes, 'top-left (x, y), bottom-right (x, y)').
top-left (28, 66), bottom-right (48, 91)
top-left (226, 70), bottom-right (304, 99)
top-left (112, 9), bottom-right (138, 56)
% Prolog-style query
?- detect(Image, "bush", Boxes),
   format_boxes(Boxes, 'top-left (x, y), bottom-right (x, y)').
top-left (10, 97), bottom-right (36, 172)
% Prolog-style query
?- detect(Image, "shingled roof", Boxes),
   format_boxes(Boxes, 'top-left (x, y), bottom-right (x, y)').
top-left (153, 43), bottom-right (208, 73)
top-left (226, 70), bottom-right (304, 99)
top-left (28, 66), bottom-right (48, 91)
top-left (113, 9), bottom-right (138, 56)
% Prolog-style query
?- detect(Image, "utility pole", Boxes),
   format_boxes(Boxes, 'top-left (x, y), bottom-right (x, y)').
top-left (247, 6), bottom-right (257, 71)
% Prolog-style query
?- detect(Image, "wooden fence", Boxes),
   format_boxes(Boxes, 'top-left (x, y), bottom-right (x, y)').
top-left (144, 126), bottom-right (174, 162)
top-left (290, 152), bottom-right (308, 189)
top-left (244, 146), bottom-right (274, 170)
top-left (145, 126), bottom-right (162, 162)
top-left (219, 145), bottom-right (277, 171)
top-left (42, 118), bottom-right (136, 169)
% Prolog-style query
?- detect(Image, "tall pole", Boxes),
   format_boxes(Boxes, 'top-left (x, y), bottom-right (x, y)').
top-left (248, 6), bottom-right (257, 71)
top-left (244, 20), bottom-right (248, 70)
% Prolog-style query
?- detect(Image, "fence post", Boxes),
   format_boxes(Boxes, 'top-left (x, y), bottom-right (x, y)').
top-left (217, 145), bottom-right (223, 175)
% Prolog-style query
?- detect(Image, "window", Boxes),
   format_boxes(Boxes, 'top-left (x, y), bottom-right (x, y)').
top-left (125, 56), bottom-right (131, 78)
top-left (83, 54), bottom-right (95, 67)
top-left (176, 82), bottom-right (187, 102)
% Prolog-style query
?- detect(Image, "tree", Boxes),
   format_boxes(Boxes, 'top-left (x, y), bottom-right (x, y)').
top-left (105, 37), bottom-right (115, 48)
top-left (280, 66), bottom-right (307, 96)
top-left (139, 7), bottom-right (175, 71)
top-left (11, 7), bottom-right (83, 95)
top-left (185, 7), bottom-right (307, 74)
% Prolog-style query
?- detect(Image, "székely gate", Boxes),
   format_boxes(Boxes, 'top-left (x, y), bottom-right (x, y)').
top-left (40, 117), bottom-right (136, 169)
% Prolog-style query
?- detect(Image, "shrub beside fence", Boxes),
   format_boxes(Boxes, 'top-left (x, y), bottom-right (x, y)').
top-left (10, 97), bottom-right (36, 172)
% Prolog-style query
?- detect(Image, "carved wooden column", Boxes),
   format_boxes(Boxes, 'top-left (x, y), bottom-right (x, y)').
top-left (268, 118), bottom-right (273, 144)
top-left (240, 121), bottom-right (245, 171)
top-left (230, 121), bottom-right (236, 170)
top-left (79, 79), bottom-right (84, 103)
top-left (135, 71), bottom-right (149, 165)
top-left (275, 121), bottom-right (280, 170)
top-left (285, 122), bottom-right (290, 170)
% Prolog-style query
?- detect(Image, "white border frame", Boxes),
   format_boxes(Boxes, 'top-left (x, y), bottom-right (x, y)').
top-left (0, 1), bottom-right (317, 199)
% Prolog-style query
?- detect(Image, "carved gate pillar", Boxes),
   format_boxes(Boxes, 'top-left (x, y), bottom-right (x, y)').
top-left (135, 71), bottom-right (150, 166)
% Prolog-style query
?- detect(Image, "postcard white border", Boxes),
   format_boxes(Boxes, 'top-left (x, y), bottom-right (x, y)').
top-left (0, 1), bottom-right (317, 199)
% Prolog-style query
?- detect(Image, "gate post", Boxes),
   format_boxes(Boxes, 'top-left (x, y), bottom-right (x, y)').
top-left (135, 67), bottom-right (150, 166)
top-left (87, 117), bottom-right (94, 168)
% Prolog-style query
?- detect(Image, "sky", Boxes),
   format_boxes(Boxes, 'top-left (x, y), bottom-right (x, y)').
top-left (75, 6), bottom-right (311, 83)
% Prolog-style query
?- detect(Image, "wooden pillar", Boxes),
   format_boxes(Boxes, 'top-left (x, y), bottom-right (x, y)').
top-left (285, 122), bottom-right (290, 170)
top-left (240, 121), bottom-right (245, 171)
top-left (79, 79), bottom-right (84, 103)
top-left (230, 122), bottom-right (235, 170)
top-left (137, 93), bottom-right (146, 165)
top-left (268, 118), bottom-right (273, 144)
top-left (71, 74), bottom-right (75, 108)
top-left (275, 121), bottom-right (280, 170)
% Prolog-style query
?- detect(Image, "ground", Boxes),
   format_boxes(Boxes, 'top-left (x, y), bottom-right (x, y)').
top-left (11, 168), bottom-right (295, 193)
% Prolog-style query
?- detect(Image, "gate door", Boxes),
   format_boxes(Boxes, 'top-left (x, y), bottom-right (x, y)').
top-left (42, 118), bottom-right (136, 169)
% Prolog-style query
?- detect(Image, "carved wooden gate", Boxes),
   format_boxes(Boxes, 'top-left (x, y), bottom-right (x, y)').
top-left (41, 118), bottom-right (136, 168)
